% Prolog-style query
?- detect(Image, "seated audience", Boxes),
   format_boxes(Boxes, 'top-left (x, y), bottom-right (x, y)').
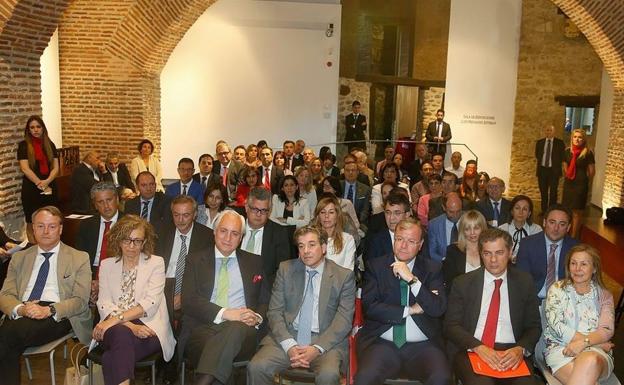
top-left (72, 151), bottom-right (105, 214)
top-left (342, 159), bottom-right (371, 232)
top-left (197, 182), bottom-right (230, 229)
top-left (234, 166), bottom-right (262, 207)
top-left (233, 145), bottom-right (247, 163)
top-left (125, 171), bottom-right (173, 230)
top-left (410, 160), bottom-right (434, 205)
top-left (246, 144), bottom-right (262, 168)
top-left (341, 154), bottom-right (371, 187)
top-left (273, 150), bottom-right (293, 176)
top-left (0, 206), bottom-right (92, 385)
top-left (312, 196), bottom-right (356, 270)
top-left (428, 172), bottom-right (460, 220)
top-left (498, 195), bottom-right (542, 260)
top-left (93, 215), bottom-right (176, 385)
top-left (181, 211), bottom-right (269, 385)
top-left (407, 143), bottom-right (429, 187)
top-left (103, 152), bottom-right (135, 200)
top-left (320, 176), bottom-right (360, 232)
top-left (318, 145), bottom-right (331, 161)
top-left (192, 154), bottom-right (220, 190)
top-left (356, 218), bottom-right (451, 385)
top-left (354, 150), bottom-right (375, 186)
top-left (295, 166), bottom-right (317, 217)
top-left (130, 139), bottom-right (164, 192)
top-left (364, 192), bottom-right (411, 262)
top-left (416, 173), bottom-right (443, 227)
top-left (258, 147), bottom-right (284, 194)
top-left (371, 162), bottom-right (410, 215)
top-left (322, 153), bottom-right (340, 178)
top-left (442, 210), bottom-right (487, 293)
top-left (428, 192), bottom-right (464, 262)
top-left (392, 153), bottom-right (409, 184)
top-left (431, 152), bottom-right (445, 176)
top-left (375, 145), bottom-right (395, 179)
top-left (476, 171), bottom-right (490, 201)
top-left (282, 140), bottom-right (303, 172)
top-left (309, 157), bottom-right (325, 186)
top-left (444, 228), bottom-right (542, 385)
top-left (460, 160), bottom-right (479, 202)
top-left (165, 157), bottom-right (204, 204)
top-left (517, 204), bottom-right (578, 301)
top-left (270, 175), bottom-right (311, 228)
top-left (367, 183), bottom-right (399, 235)
top-left (476, 177), bottom-right (511, 227)
top-left (446, 151), bottom-right (464, 180)
top-left (543, 244), bottom-right (614, 385)
top-left (247, 225), bottom-right (356, 385)
top-left (302, 147), bottom-right (315, 168)
top-left (213, 142), bottom-right (244, 200)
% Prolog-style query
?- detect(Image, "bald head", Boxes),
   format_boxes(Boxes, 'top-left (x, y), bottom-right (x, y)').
top-left (444, 192), bottom-right (463, 222)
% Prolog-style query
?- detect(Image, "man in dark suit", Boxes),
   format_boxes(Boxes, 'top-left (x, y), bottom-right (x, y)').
top-left (476, 177), bottom-right (512, 227)
top-left (516, 204), bottom-right (578, 300)
top-left (192, 154), bottom-right (220, 191)
top-left (425, 109), bottom-right (452, 156)
top-left (444, 228), bottom-right (542, 385)
top-left (342, 159), bottom-right (371, 231)
top-left (102, 152), bottom-right (135, 200)
top-left (71, 151), bottom-right (105, 214)
top-left (364, 192), bottom-right (411, 262)
top-left (282, 140), bottom-right (303, 172)
top-left (182, 210), bottom-right (269, 385)
top-left (241, 187), bottom-right (291, 286)
top-left (535, 124), bottom-right (565, 213)
top-left (356, 218), bottom-right (450, 385)
top-left (165, 158), bottom-right (204, 204)
top-left (345, 100), bottom-right (367, 152)
top-left (0, 206), bottom-right (92, 385)
top-left (247, 225), bottom-right (356, 385)
top-left (125, 171), bottom-right (172, 230)
top-left (407, 143), bottom-right (429, 187)
top-left (258, 147), bottom-right (284, 194)
top-left (213, 142), bottom-right (245, 200)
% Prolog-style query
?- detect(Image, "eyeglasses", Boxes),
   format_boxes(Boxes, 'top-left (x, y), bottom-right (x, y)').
top-left (122, 238), bottom-right (145, 247)
top-left (218, 151), bottom-right (230, 156)
top-left (248, 206), bottom-right (270, 216)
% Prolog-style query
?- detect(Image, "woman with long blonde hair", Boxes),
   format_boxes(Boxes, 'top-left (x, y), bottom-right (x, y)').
top-left (312, 196), bottom-right (356, 270)
top-left (562, 129), bottom-right (595, 237)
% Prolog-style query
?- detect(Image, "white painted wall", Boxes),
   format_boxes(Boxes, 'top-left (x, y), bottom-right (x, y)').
top-left (590, 69), bottom-right (613, 210)
top-left (161, 0), bottom-right (341, 178)
top-left (40, 28), bottom-right (62, 147)
top-left (444, 0), bottom-right (522, 184)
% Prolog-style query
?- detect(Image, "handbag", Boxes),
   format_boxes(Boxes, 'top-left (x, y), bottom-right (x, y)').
top-left (64, 344), bottom-right (104, 385)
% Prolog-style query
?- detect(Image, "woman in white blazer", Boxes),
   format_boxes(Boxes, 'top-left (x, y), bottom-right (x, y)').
top-left (129, 139), bottom-right (164, 192)
top-left (270, 175), bottom-right (311, 228)
top-left (92, 215), bottom-right (175, 385)
top-left (312, 196), bottom-right (356, 270)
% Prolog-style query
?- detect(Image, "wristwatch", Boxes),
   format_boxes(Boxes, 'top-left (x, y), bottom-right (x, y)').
top-left (48, 304), bottom-right (57, 317)
top-left (584, 337), bottom-right (591, 348)
top-left (117, 313), bottom-right (125, 321)
top-left (407, 277), bottom-right (418, 286)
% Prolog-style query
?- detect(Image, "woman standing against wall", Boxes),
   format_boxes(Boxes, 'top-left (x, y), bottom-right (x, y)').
top-left (562, 129), bottom-right (595, 237)
top-left (18, 115), bottom-right (59, 242)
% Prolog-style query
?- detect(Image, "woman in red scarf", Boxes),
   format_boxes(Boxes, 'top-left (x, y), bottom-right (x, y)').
top-left (562, 128), bottom-right (595, 237)
top-left (18, 115), bottom-right (59, 242)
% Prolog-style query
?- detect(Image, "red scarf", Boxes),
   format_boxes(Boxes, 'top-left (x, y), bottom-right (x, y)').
top-left (565, 144), bottom-right (583, 180)
top-left (30, 136), bottom-right (49, 175)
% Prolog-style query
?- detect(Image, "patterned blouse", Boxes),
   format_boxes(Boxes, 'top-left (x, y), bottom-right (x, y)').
top-left (117, 267), bottom-right (138, 312)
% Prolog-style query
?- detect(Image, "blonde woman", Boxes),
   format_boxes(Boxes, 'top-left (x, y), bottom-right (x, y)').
top-left (312, 196), bottom-right (356, 270)
top-left (294, 166), bottom-right (317, 217)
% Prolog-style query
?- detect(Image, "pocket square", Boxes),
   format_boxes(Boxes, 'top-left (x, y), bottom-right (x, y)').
top-left (252, 274), bottom-right (263, 283)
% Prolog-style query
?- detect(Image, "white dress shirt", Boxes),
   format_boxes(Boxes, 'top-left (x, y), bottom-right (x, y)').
top-left (473, 269), bottom-right (515, 344)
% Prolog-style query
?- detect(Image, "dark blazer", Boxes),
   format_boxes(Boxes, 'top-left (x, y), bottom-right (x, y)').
top-left (425, 121), bottom-right (452, 154)
top-left (71, 163), bottom-right (101, 214)
top-left (325, 166), bottom-right (340, 178)
top-left (165, 180), bottom-right (204, 204)
top-left (516, 232), bottom-right (578, 296)
top-left (256, 220), bottom-right (292, 286)
top-left (364, 229), bottom-right (392, 262)
top-left (367, 212), bottom-right (387, 235)
top-left (283, 155), bottom-right (304, 172)
top-left (75, 212), bottom-right (124, 275)
top-left (124, 192), bottom-right (173, 230)
top-left (407, 158), bottom-right (426, 187)
top-left (103, 163), bottom-right (134, 192)
top-left (358, 253), bottom-right (447, 352)
top-left (345, 113), bottom-right (367, 142)
top-left (442, 244), bottom-right (468, 293)
top-left (213, 159), bottom-right (244, 199)
top-left (155, 222), bottom-right (215, 270)
top-left (342, 180), bottom-right (371, 229)
top-left (443, 266), bottom-right (541, 354)
top-left (259, 166), bottom-right (284, 195)
top-left (192, 172), bottom-right (220, 190)
top-left (476, 197), bottom-right (512, 225)
top-left (535, 137), bottom-right (565, 177)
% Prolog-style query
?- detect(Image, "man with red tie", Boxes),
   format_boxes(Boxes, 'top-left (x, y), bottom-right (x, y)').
top-left (444, 228), bottom-right (541, 385)
top-left (259, 147), bottom-right (284, 194)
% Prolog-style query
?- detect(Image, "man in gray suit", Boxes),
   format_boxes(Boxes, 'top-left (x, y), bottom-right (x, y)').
top-left (247, 225), bottom-right (356, 385)
top-left (0, 206), bottom-right (92, 385)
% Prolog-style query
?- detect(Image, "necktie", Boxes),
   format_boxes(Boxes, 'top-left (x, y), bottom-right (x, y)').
top-left (393, 279), bottom-right (408, 348)
top-left (99, 221), bottom-right (112, 265)
top-left (492, 202), bottom-right (500, 222)
top-left (297, 269), bottom-right (318, 346)
top-left (215, 258), bottom-right (230, 307)
top-left (28, 252), bottom-right (53, 301)
top-left (141, 201), bottom-right (149, 219)
top-left (481, 278), bottom-right (503, 348)
top-left (174, 234), bottom-right (188, 295)
top-left (245, 229), bottom-right (259, 253)
top-left (545, 139), bottom-right (552, 167)
top-left (182, 184), bottom-right (188, 195)
top-left (545, 244), bottom-right (558, 289)
top-left (264, 169), bottom-right (271, 190)
top-left (450, 222), bottom-right (459, 244)
top-left (347, 184), bottom-right (354, 203)
top-left (202, 176), bottom-right (207, 189)
top-left (286, 157), bottom-right (292, 171)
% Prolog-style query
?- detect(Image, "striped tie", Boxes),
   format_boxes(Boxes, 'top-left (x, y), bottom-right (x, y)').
top-left (174, 234), bottom-right (188, 295)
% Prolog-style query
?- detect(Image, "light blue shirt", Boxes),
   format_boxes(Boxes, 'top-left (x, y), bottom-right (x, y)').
top-left (444, 217), bottom-right (457, 246)
top-left (210, 247), bottom-right (245, 310)
top-left (344, 182), bottom-right (356, 204)
top-left (538, 236), bottom-right (564, 299)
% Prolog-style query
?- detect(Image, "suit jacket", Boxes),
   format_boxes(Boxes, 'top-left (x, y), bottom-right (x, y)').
top-left (213, 160), bottom-right (244, 199)
top-left (124, 192), bottom-right (173, 230)
top-left (192, 172), bottom-right (221, 190)
top-left (284, 155), bottom-right (304, 172)
top-left (345, 113), bottom-right (367, 141)
top-left (364, 229), bottom-right (392, 263)
top-left (0, 242), bottom-right (93, 345)
top-left (516, 232), bottom-right (578, 296)
top-left (165, 180), bottom-right (204, 204)
top-left (259, 166), bottom-right (284, 195)
top-left (476, 198), bottom-right (512, 225)
top-left (443, 266), bottom-right (541, 354)
top-left (342, 180), bottom-right (371, 230)
top-left (254, 220), bottom-right (292, 286)
top-left (428, 214), bottom-right (451, 263)
top-left (155, 222), bottom-right (215, 271)
top-left (407, 158), bottom-right (427, 187)
top-left (71, 163), bottom-right (101, 214)
top-left (103, 163), bottom-right (134, 192)
top-left (97, 255), bottom-right (176, 360)
top-left (269, 195), bottom-right (311, 228)
top-left (442, 244), bottom-right (467, 293)
top-left (535, 137), bottom-right (565, 177)
top-left (75, 212), bottom-right (124, 275)
top-left (425, 121), bottom-right (452, 154)
top-left (358, 253), bottom-right (447, 352)
top-left (263, 258), bottom-right (355, 353)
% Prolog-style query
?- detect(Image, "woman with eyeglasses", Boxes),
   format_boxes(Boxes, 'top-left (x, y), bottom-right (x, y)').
top-left (92, 215), bottom-right (175, 385)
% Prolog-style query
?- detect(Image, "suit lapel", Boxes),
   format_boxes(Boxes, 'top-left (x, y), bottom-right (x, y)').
top-left (468, 268), bottom-right (486, 334)
top-left (292, 260), bottom-right (306, 312)
top-left (56, 243), bottom-right (73, 299)
top-left (507, 268), bottom-right (521, 340)
top-left (237, 250), bottom-right (254, 307)
top-left (318, 261), bottom-right (333, 329)
top-left (20, 247), bottom-right (39, 297)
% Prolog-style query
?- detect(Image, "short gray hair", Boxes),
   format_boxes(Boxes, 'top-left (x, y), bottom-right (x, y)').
top-left (247, 187), bottom-right (272, 207)
top-left (213, 210), bottom-right (246, 234)
top-left (90, 181), bottom-right (117, 200)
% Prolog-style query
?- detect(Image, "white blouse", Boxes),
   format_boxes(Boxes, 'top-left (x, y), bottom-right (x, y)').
top-left (326, 232), bottom-right (356, 270)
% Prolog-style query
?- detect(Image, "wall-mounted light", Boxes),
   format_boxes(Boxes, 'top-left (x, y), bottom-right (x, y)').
top-left (325, 23), bottom-right (334, 38)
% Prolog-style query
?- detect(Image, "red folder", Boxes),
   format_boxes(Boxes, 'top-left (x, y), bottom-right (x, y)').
top-left (468, 352), bottom-right (531, 378)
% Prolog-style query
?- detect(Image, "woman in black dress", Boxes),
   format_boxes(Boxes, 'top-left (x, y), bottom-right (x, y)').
top-left (562, 128), bottom-right (595, 237)
top-left (18, 115), bottom-right (59, 242)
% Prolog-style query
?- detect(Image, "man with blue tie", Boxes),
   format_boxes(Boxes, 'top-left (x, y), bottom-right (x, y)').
top-left (355, 218), bottom-right (450, 385)
top-left (342, 160), bottom-right (371, 232)
top-left (247, 225), bottom-right (356, 385)
top-left (0, 206), bottom-right (92, 385)
top-left (476, 177), bottom-right (511, 227)
top-left (124, 171), bottom-right (173, 230)
top-left (165, 158), bottom-right (204, 204)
